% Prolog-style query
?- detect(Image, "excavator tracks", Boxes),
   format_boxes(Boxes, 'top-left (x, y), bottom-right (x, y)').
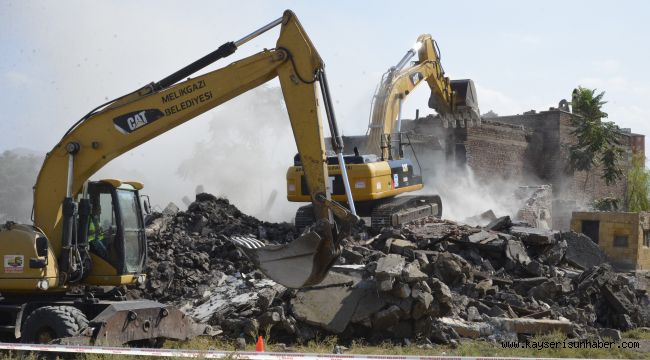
top-left (294, 196), bottom-right (442, 233)
top-left (370, 195), bottom-right (442, 233)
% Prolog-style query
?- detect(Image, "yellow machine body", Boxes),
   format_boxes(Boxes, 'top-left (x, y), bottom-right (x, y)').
top-left (0, 10), bottom-right (357, 345)
top-left (287, 162), bottom-right (423, 203)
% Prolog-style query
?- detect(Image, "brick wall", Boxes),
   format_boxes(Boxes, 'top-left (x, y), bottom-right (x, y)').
top-left (489, 110), bottom-right (640, 211)
top-left (464, 120), bottom-right (531, 182)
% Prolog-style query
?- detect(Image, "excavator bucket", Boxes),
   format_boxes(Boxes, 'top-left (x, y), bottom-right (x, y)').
top-left (230, 221), bottom-right (340, 288)
top-left (433, 79), bottom-right (481, 128)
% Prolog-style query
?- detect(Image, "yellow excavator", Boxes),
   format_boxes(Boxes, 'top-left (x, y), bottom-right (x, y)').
top-left (287, 34), bottom-right (480, 232)
top-left (0, 10), bottom-right (357, 345)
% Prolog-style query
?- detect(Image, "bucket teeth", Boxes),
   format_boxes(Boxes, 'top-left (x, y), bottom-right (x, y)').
top-left (230, 235), bottom-right (265, 249)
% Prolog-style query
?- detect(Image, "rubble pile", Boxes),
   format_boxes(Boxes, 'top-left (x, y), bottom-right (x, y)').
top-left (131, 193), bottom-right (298, 302)
top-left (138, 194), bottom-right (650, 344)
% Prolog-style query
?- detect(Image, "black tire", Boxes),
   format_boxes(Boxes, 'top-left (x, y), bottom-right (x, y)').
top-left (21, 306), bottom-right (89, 344)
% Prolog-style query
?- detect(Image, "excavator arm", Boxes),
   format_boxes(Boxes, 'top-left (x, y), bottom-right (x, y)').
top-left (33, 10), bottom-right (355, 288)
top-left (365, 34), bottom-right (480, 159)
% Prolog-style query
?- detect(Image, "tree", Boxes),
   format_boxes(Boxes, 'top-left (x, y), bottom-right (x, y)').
top-left (569, 87), bottom-right (623, 185)
top-left (626, 153), bottom-right (650, 212)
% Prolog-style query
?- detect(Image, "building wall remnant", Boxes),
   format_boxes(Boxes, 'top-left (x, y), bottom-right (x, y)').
top-left (515, 185), bottom-right (552, 229)
top-left (400, 104), bottom-right (644, 230)
top-left (571, 211), bottom-right (650, 270)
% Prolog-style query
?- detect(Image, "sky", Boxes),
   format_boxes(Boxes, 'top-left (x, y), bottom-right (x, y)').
top-left (1, 0), bottom-right (649, 218)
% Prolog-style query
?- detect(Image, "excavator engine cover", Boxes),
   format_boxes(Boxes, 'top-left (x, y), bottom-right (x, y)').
top-left (230, 220), bottom-right (340, 288)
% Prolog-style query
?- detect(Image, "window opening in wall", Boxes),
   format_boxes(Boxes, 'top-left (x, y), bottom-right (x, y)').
top-left (613, 235), bottom-right (629, 248)
top-left (644, 230), bottom-right (650, 247)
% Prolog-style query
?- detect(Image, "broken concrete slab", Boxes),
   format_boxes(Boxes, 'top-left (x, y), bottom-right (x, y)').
top-left (412, 292), bottom-right (434, 320)
top-left (468, 230), bottom-right (499, 244)
top-left (431, 252), bottom-right (472, 286)
top-left (490, 317), bottom-right (574, 335)
top-left (485, 216), bottom-right (512, 232)
top-left (430, 278), bottom-right (453, 306)
top-left (391, 239), bottom-right (417, 255)
top-left (350, 283), bottom-right (386, 324)
top-left (391, 282), bottom-right (411, 299)
top-left (467, 306), bottom-right (481, 322)
top-left (563, 231), bottom-right (607, 270)
top-left (375, 254), bottom-right (406, 280)
top-left (526, 260), bottom-right (545, 277)
top-left (402, 262), bottom-right (428, 283)
top-left (510, 226), bottom-right (558, 246)
top-left (505, 239), bottom-right (531, 266)
top-left (539, 240), bottom-right (567, 266)
top-left (290, 270), bottom-right (364, 333)
top-left (438, 317), bottom-right (494, 338)
top-left (599, 328), bottom-right (622, 341)
top-left (410, 281), bottom-right (432, 299)
top-left (373, 305), bottom-right (402, 329)
top-left (602, 284), bottom-right (635, 315)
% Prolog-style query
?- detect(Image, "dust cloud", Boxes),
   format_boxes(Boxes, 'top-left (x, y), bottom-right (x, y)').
top-left (177, 84), bottom-right (302, 222)
top-left (408, 142), bottom-right (534, 225)
top-left (421, 163), bottom-right (522, 224)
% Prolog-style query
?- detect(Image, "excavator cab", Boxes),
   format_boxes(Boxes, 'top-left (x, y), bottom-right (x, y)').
top-left (83, 180), bottom-right (146, 285)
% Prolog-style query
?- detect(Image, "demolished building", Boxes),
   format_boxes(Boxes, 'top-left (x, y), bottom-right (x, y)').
top-left (404, 104), bottom-right (644, 230)
top-left (336, 102), bottom-right (644, 230)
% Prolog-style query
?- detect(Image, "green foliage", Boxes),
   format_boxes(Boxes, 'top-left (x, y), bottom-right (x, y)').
top-left (0, 150), bottom-right (43, 223)
top-left (569, 87), bottom-right (623, 185)
top-left (627, 153), bottom-right (650, 212)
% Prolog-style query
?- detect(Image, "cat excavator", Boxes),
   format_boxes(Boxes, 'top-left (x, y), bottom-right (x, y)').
top-left (0, 10), bottom-right (357, 345)
top-left (287, 34), bottom-right (480, 231)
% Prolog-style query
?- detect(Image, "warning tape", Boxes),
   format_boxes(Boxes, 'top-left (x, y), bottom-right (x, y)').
top-left (0, 342), bottom-right (597, 360)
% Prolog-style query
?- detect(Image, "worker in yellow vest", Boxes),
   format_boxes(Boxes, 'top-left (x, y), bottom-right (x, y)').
top-left (88, 201), bottom-right (108, 259)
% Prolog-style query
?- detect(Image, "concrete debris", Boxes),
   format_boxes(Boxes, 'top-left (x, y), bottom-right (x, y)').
top-left (134, 193), bottom-right (650, 345)
top-left (402, 262), bottom-right (428, 283)
top-left (485, 216), bottom-right (512, 232)
top-left (563, 231), bottom-right (608, 270)
top-left (376, 254), bottom-right (406, 280)
top-left (598, 328), bottom-right (622, 342)
top-left (290, 269), bottom-right (364, 333)
top-left (510, 226), bottom-right (558, 246)
top-left (390, 239), bottom-right (417, 255)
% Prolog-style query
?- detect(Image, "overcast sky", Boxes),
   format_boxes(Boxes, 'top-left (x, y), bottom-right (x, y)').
top-left (1, 0), bottom-right (648, 214)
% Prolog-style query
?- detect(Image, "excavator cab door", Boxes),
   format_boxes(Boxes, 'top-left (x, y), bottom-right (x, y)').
top-left (85, 181), bottom-right (146, 282)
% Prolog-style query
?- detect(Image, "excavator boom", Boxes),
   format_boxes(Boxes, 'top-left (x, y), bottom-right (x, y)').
top-left (1, 10), bottom-right (357, 346)
top-left (365, 34), bottom-right (480, 158)
top-left (29, 10), bottom-right (354, 290)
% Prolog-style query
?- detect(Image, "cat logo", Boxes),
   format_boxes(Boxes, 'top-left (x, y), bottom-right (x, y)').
top-left (127, 111), bottom-right (148, 131)
top-left (113, 109), bottom-right (165, 134)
